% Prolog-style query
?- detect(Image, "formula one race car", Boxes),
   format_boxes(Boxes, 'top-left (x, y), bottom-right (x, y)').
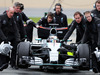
top-left (15, 24), bottom-right (100, 72)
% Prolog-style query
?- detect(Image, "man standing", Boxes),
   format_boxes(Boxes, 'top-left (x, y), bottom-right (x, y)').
top-left (13, 2), bottom-right (26, 40)
top-left (54, 3), bottom-right (68, 27)
top-left (62, 11), bottom-right (85, 43)
top-left (19, 3), bottom-right (36, 42)
top-left (0, 7), bottom-right (20, 71)
top-left (9, 2), bottom-right (26, 68)
top-left (3, 2), bottom-right (25, 68)
top-left (82, 11), bottom-right (100, 73)
top-left (91, 0), bottom-right (100, 19)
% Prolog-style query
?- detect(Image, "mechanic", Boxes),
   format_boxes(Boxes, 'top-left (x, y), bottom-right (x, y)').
top-left (81, 11), bottom-right (100, 73)
top-left (0, 7), bottom-right (20, 71)
top-left (53, 3), bottom-right (68, 27)
top-left (91, 0), bottom-right (100, 19)
top-left (19, 3), bottom-right (29, 22)
top-left (62, 11), bottom-right (86, 43)
top-left (37, 12), bottom-right (54, 27)
top-left (19, 3), bottom-right (36, 42)
top-left (12, 2), bottom-right (26, 40)
top-left (9, 2), bottom-right (26, 68)
top-left (36, 12), bottom-right (54, 39)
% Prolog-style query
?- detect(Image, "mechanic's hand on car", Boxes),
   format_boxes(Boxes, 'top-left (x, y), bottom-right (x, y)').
top-left (60, 40), bottom-right (65, 46)
top-left (36, 25), bottom-right (40, 28)
top-left (24, 24), bottom-right (27, 27)
top-left (60, 40), bottom-right (64, 43)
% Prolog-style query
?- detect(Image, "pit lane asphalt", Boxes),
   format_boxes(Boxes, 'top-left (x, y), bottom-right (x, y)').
top-left (0, 66), bottom-right (99, 75)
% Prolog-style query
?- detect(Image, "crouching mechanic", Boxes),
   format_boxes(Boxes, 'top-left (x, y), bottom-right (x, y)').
top-left (81, 11), bottom-right (100, 73)
top-left (0, 7), bottom-right (20, 71)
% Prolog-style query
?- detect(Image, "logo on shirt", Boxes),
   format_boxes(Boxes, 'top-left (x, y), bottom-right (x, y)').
top-left (2, 20), bottom-right (6, 25)
top-left (98, 24), bottom-right (100, 27)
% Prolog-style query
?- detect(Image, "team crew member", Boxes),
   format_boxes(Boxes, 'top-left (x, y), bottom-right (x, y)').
top-left (13, 2), bottom-right (26, 40)
top-left (54, 3), bottom-right (68, 27)
top-left (62, 11), bottom-right (85, 43)
top-left (19, 3), bottom-right (36, 42)
top-left (36, 12), bottom-right (54, 39)
top-left (37, 12), bottom-right (54, 27)
top-left (91, 0), bottom-right (100, 19)
top-left (19, 3), bottom-right (29, 22)
top-left (7, 2), bottom-right (26, 68)
top-left (81, 11), bottom-right (100, 73)
top-left (0, 7), bottom-right (20, 71)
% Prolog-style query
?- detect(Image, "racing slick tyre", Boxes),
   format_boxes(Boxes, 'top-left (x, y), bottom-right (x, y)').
top-left (78, 44), bottom-right (89, 59)
top-left (76, 44), bottom-right (90, 70)
top-left (16, 42), bottom-right (30, 68)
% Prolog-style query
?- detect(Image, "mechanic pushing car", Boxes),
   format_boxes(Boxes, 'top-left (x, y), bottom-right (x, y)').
top-left (81, 11), bottom-right (100, 73)
top-left (62, 11), bottom-right (86, 43)
top-left (53, 3), bottom-right (68, 27)
top-left (36, 12), bottom-right (54, 39)
top-left (0, 7), bottom-right (20, 71)
top-left (91, 0), bottom-right (100, 19)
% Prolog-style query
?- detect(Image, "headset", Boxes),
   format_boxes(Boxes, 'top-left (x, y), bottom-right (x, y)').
top-left (20, 3), bottom-right (24, 10)
top-left (93, 0), bottom-right (100, 8)
top-left (91, 13), bottom-right (94, 17)
top-left (44, 12), bottom-right (55, 21)
top-left (83, 11), bottom-right (94, 21)
top-left (54, 3), bottom-right (63, 11)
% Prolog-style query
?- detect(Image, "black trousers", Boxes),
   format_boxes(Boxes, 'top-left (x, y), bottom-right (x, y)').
top-left (25, 24), bottom-right (34, 42)
top-left (0, 55), bottom-right (9, 69)
top-left (90, 42), bottom-right (100, 72)
top-left (10, 39), bottom-right (18, 67)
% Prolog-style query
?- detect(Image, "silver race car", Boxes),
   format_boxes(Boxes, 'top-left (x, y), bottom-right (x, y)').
top-left (15, 24), bottom-right (100, 71)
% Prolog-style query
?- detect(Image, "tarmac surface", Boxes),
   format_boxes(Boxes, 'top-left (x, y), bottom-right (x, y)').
top-left (0, 66), bottom-right (99, 75)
